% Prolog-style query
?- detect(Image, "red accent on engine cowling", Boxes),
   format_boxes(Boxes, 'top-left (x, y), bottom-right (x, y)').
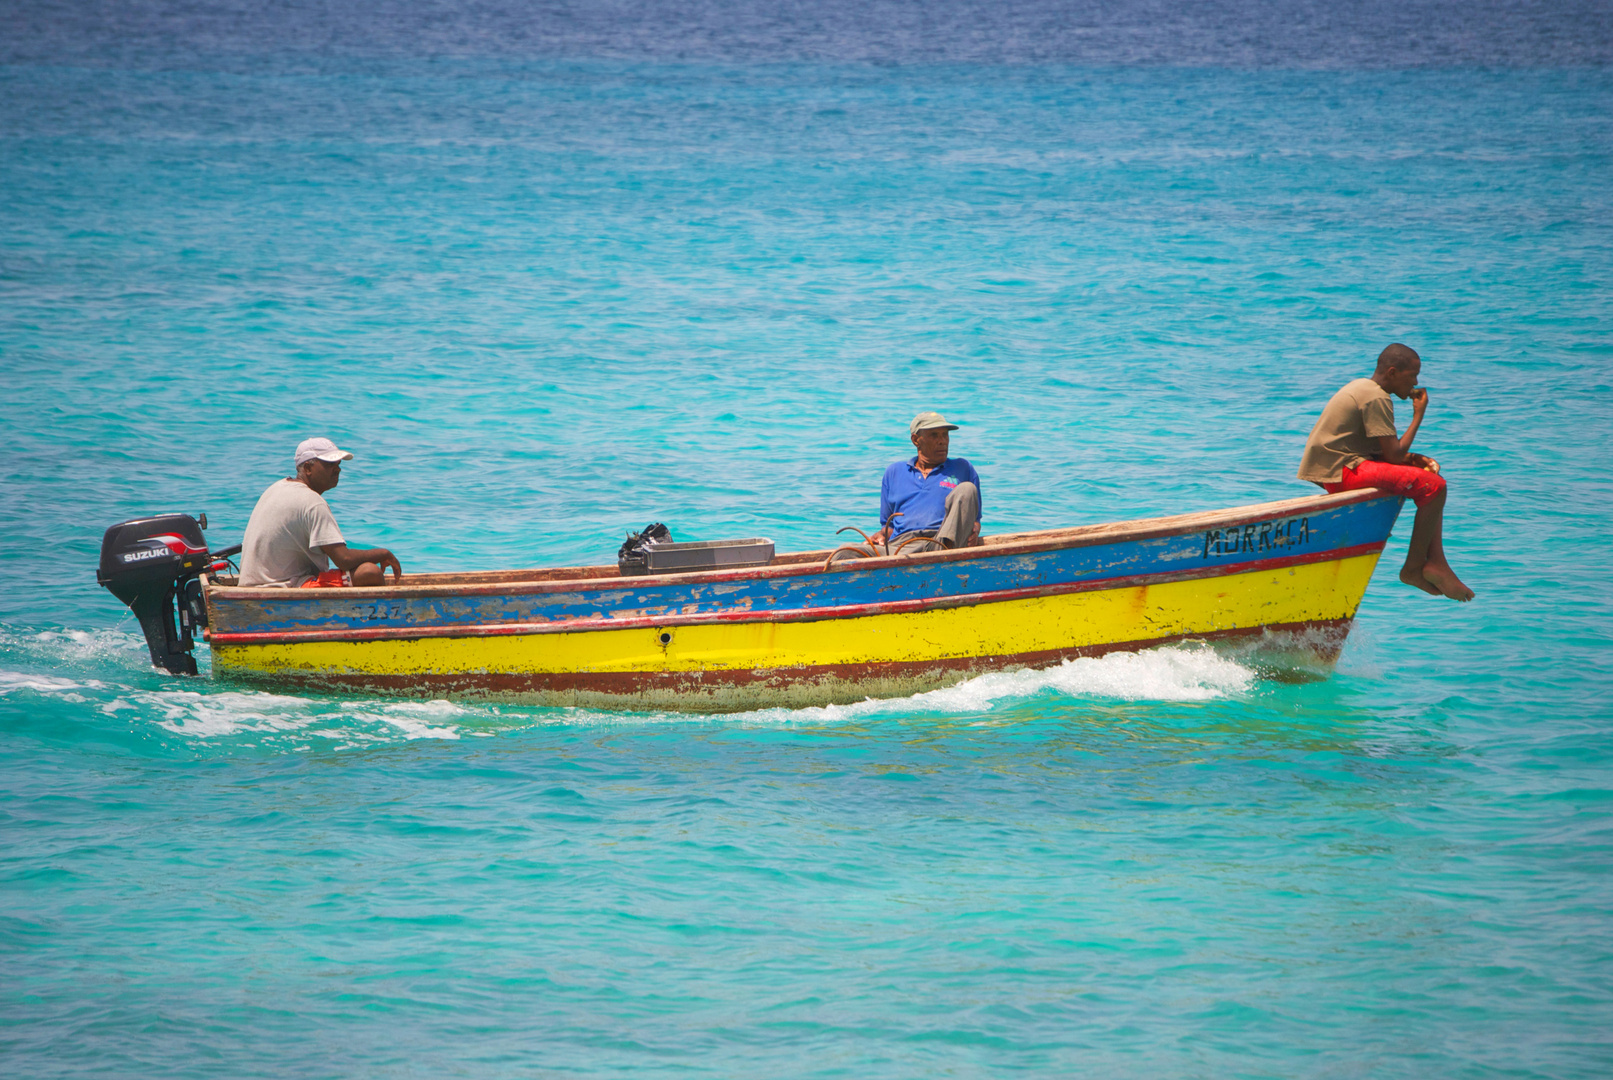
top-left (146, 533), bottom-right (208, 556)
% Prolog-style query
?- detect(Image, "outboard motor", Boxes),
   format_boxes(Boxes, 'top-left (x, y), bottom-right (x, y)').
top-left (97, 514), bottom-right (240, 675)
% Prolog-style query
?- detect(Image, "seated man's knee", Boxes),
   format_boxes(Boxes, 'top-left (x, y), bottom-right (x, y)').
top-left (947, 481), bottom-right (979, 506)
top-left (351, 562), bottom-right (387, 587)
top-left (1409, 472), bottom-right (1446, 508)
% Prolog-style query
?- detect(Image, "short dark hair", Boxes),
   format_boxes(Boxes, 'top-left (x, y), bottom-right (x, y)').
top-left (1376, 342), bottom-right (1420, 373)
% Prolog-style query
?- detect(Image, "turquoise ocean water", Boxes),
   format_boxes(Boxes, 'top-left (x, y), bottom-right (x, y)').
top-left (4, 3), bottom-right (1612, 1075)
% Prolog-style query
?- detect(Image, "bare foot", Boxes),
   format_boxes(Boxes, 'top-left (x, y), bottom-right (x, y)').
top-left (1399, 566), bottom-right (1442, 595)
top-left (1420, 561), bottom-right (1476, 602)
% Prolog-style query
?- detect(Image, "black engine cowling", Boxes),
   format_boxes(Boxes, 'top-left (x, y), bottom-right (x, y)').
top-left (97, 514), bottom-right (236, 675)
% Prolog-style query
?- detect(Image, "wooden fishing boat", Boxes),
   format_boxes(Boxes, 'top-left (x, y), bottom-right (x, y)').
top-left (189, 489), bottom-right (1403, 711)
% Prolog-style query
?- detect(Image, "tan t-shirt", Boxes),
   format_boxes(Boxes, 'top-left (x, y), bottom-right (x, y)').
top-left (237, 479), bottom-right (345, 587)
top-left (1297, 378), bottom-right (1399, 484)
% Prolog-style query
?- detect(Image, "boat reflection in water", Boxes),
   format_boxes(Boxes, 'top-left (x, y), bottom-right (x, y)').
top-left (203, 490), bottom-right (1403, 712)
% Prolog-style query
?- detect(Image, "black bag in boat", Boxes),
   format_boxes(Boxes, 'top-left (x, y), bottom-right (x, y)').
top-left (617, 522), bottom-right (673, 576)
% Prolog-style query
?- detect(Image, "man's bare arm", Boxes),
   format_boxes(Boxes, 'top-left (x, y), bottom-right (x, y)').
top-left (1375, 388), bottom-right (1428, 463)
top-left (869, 511), bottom-right (906, 547)
top-left (321, 543), bottom-right (402, 579)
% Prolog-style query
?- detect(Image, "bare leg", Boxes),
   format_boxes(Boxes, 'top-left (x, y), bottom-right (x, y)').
top-left (1400, 489), bottom-right (1474, 601)
top-left (351, 562), bottom-right (390, 586)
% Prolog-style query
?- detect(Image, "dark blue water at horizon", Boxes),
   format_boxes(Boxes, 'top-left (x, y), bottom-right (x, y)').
top-left (7, 0), bottom-right (1613, 69)
top-left (4, 3), bottom-right (1612, 1077)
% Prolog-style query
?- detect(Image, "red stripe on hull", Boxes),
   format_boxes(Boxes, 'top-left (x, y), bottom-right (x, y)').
top-left (215, 618), bottom-right (1354, 711)
top-left (209, 543), bottom-right (1384, 648)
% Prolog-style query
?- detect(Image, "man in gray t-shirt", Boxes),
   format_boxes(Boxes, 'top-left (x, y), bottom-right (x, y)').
top-left (237, 438), bottom-right (403, 588)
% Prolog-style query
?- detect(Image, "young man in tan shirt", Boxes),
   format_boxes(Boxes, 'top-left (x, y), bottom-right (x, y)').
top-left (1298, 343), bottom-right (1474, 601)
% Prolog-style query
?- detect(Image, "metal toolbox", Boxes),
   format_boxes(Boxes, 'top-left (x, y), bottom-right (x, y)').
top-left (644, 538), bottom-right (775, 574)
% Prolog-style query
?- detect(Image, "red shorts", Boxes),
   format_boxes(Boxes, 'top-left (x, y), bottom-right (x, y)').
top-left (300, 570), bottom-right (352, 588)
top-left (1322, 460), bottom-right (1446, 508)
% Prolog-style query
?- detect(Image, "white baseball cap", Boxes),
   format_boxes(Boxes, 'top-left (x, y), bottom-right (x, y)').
top-left (294, 437), bottom-right (355, 468)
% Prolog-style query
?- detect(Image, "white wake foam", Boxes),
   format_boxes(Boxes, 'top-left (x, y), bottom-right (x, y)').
top-left (29, 626), bottom-right (149, 654)
top-left (125, 689), bottom-right (469, 742)
top-left (341, 699), bottom-right (470, 741)
top-left (0, 669), bottom-right (105, 699)
top-left (5, 623), bottom-right (479, 746)
top-left (5, 624), bottom-right (1260, 743)
top-left (566, 643), bottom-right (1258, 726)
top-left (16, 627), bottom-right (151, 670)
top-left (790, 644), bottom-right (1251, 723)
top-left (907, 644), bottom-right (1255, 711)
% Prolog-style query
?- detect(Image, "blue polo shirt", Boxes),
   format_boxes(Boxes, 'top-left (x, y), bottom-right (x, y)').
top-left (880, 457), bottom-right (982, 538)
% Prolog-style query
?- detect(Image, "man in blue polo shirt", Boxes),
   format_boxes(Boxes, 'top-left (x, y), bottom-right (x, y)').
top-left (869, 411), bottom-right (982, 552)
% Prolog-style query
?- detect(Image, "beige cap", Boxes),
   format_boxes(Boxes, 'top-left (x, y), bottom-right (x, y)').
top-left (910, 411), bottom-right (959, 437)
top-left (294, 437), bottom-right (355, 468)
